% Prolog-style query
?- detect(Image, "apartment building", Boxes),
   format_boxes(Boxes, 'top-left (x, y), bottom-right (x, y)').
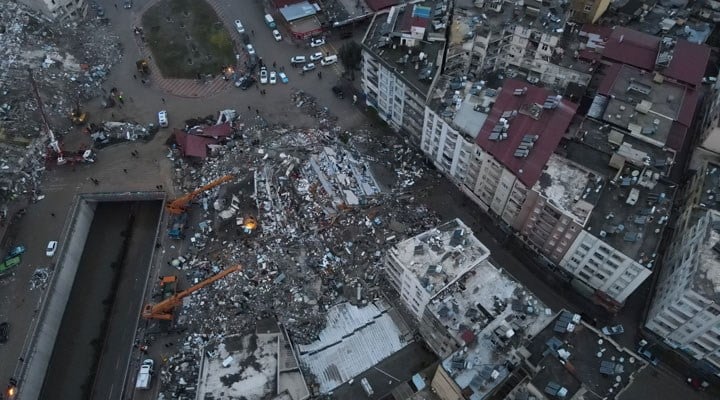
top-left (469, 79), bottom-right (577, 226)
top-left (384, 219), bottom-right (489, 319)
top-left (646, 208), bottom-right (720, 373)
top-left (20, 0), bottom-right (88, 20)
top-left (569, 0), bottom-right (611, 24)
top-left (361, 2), bottom-right (447, 142)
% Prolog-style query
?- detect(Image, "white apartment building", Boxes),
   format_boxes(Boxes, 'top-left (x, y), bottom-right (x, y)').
top-left (646, 209), bottom-right (720, 373)
top-left (559, 230), bottom-right (653, 307)
top-left (20, 0), bottom-right (87, 20)
top-left (384, 219), bottom-right (490, 319)
top-left (361, 4), bottom-right (446, 143)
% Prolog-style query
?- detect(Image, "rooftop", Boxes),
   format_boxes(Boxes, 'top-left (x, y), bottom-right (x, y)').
top-left (434, 260), bottom-right (553, 400)
top-left (698, 161), bottom-right (720, 210)
top-left (594, 63), bottom-right (699, 151)
top-left (278, 1), bottom-right (317, 22)
top-left (428, 76), bottom-right (497, 139)
top-left (475, 79), bottom-right (578, 188)
top-left (533, 154), bottom-right (603, 226)
top-left (601, 26), bottom-right (710, 87)
top-left (296, 300), bottom-right (408, 393)
top-left (525, 311), bottom-right (645, 400)
top-left (388, 218), bottom-right (490, 298)
top-left (563, 119), bottom-right (675, 263)
top-left (362, 1), bottom-right (447, 96)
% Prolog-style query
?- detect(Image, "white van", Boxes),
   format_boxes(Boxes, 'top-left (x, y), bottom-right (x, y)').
top-left (136, 359), bottom-right (154, 389)
top-left (264, 14), bottom-right (276, 28)
top-left (320, 55), bottom-right (338, 66)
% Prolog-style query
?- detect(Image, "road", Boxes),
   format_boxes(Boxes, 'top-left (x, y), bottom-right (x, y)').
top-left (0, 1), bottom-right (712, 400)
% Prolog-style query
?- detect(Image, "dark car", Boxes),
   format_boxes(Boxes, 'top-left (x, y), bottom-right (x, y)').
top-left (0, 322), bottom-right (9, 343)
top-left (240, 76), bottom-right (256, 90)
top-left (332, 86), bottom-right (344, 99)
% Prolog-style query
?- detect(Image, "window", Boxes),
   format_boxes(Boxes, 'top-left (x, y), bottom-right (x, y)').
top-left (583, 3), bottom-right (593, 12)
top-left (541, 44), bottom-right (549, 51)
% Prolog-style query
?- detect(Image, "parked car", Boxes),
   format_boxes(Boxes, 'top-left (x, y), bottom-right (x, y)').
top-left (0, 322), bottom-right (8, 344)
top-left (246, 44), bottom-right (256, 55)
top-left (123, 0), bottom-right (132, 9)
top-left (5, 245), bottom-right (25, 260)
top-left (269, 71), bottom-right (277, 85)
top-left (332, 86), bottom-right (344, 99)
top-left (637, 346), bottom-right (659, 366)
top-left (302, 63), bottom-right (316, 72)
top-left (278, 71), bottom-right (288, 84)
top-left (234, 20), bottom-right (245, 34)
top-left (46, 240), bottom-right (58, 257)
top-left (601, 325), bottom-right (624, 336)
top-left (309, 52), bottom-right (323, 62)
top-left (158, 110), bottom-right (168, 128)
top-left (259, 68), bottom-right (268, 84)
top-left (240, 76), bottom-right (256, 90)
top-left (96, 6), bottom-right (105, 17)
top-left (290, 55), bottom-right (306, 64)
top-left (320, 55), bottom-right (338, 66)
top-left (272, 29), bottom-right (282, 42)
top-left (309, 37), bottom-right (325, 48)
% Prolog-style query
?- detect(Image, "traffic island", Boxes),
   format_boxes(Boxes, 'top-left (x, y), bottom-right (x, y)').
top-left (141, 0), bottom-right (235, 79)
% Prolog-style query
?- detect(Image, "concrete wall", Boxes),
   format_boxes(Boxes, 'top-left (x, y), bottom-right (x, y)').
top-left (18, 196), bottom-right (96, 400)
top-left (17, 192), bottom-right (165, 400)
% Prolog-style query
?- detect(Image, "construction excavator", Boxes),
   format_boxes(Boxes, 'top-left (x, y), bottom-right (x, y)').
top-left (166, 175), bottom-right (234, 215)
top-left (142, 265), bottom-right (242, 320)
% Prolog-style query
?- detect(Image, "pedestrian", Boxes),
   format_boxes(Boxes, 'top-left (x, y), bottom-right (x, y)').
top-left (133, 74), bottom-right (137, 79)
top-left (273, 61), bottom-right (276, 68)
top-left (256, 109), bottom-right (259, 114)
top-left (18, 357), bottom-right (24, 362)
top-left (251, 29), bottom-right (255, 36)
top-left (111, 113), bottom-right (115, 118)
top-left (51, 213), bottom-right (55, 217)
top-left (159, 184), bottom-right (163, 189)
top-left (161, 97), bottom-right (166, 103)
top-left (114, 3), bottom-right (117, 9)
top-left (141, 79), bottom-right (146, 85)
top-left (118, 96), bottom-right (124, 104)
top-left (247, 105), bottom-right (251, 111)
top-left (123, 168), bottom-right (128, 173)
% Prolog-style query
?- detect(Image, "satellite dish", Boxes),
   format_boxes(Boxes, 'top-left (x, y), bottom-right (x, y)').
top-left (631, 170), bottom-right (640, 177)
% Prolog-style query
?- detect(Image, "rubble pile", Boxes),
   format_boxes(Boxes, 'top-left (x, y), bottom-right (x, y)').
top-left (155, 100), bottom-right (440, 396)
top-left (0, 2), bottom-right (121, 209)
top-left (90, 121), bottom-right (158, 148)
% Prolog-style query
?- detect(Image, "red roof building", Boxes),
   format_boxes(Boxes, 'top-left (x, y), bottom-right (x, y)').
top-left (475, 80), bottom-right (578, 188)
top-left (173, 130), bottom-right (218, 158)
top-left (366, 0), bottom-right (400, 11)
top-left (602, 27), bottom-right (659, 71)
top-left (664, 40), bottom-right (711, 87)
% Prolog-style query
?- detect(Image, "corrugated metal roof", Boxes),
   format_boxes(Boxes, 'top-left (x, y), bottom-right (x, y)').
top-left (664, 39), bottom-right (711, 87)
top-left (278, 1), bottom-right (317, 22)
top-left (475, 80), bottom-right (578, 188)
top-left (366, 0), bottom-right (400, 11)
top-left (174, 130), bottom-right (217, 158)
top-left (602, 27), bottom-right (660, 71)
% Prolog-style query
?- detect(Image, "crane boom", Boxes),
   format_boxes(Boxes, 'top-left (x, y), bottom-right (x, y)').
top-left (28, 68), bottom-right (61, 155)
top-left (142, 265), bottom-right (242, 320)
top-left (166, 175), bottom-right (234, 214)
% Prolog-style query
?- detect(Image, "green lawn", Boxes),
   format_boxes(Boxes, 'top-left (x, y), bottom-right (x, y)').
top-left (142, 0), bottom-right (235, 79)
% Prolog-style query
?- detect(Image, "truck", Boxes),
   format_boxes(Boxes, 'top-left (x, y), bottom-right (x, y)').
top-left (0, 255), bottom-right (22, 278)
top-left (136, 358), bottom-right (154, 389)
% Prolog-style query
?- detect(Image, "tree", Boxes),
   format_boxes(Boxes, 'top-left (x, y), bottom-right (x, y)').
top-left (338, 41), bottom-right (362, 80)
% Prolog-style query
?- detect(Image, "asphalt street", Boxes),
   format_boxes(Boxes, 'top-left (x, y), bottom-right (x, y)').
top-left (0, 1), bottom-right (714, 400)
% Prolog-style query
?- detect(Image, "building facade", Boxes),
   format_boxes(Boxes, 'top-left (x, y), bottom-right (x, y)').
top-left (569, 0), bottom-right (611, 24)
top-left (20, 0), bottom-right (87, 21)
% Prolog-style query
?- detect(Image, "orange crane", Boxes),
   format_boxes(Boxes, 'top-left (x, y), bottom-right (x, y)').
top-left (166, 175), bottom-right (234, 215)
top-left (142, 265), bottom-right (242, 320)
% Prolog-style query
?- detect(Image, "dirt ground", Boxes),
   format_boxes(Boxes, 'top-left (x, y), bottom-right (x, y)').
top-left (142, 0), bottom-right (234, 78)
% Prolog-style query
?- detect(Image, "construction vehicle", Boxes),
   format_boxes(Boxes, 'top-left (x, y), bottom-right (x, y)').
top-left (0, 255), bottom-right (21, 278)
top-left (158, 275), bottom-right (177, 300)
top-left (237, 215), bottom-right (258, 234)
top-left (142, 265), bottom-right (242, 320)
top-left (70, 99), bottom-right (88, 126)
top-left (166, 175), bottom-right (234, 215)
top-left (167, 213), bottom-right (187, 239)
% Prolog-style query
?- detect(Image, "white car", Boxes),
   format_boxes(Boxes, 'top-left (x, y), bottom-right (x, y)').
top-left (234, 20), bottom-right (245, 34)
top-left (269, 71), bottom-right (277, 84)
top-left (302, 63), bottom-right (316, 72)
top-left (272, 29), bottom-right (282, 42)
top-left (309, 52), bottom-right (323, 61)
top-left (246, 44), bottom-right (255, 55)
top-left (46, 240), bottom-right (58, 257)
top-left (290, 55), bottom-right (306, 64)
top-left (260, 68), bottom-right (268, 84)
top-left (309, 38), bottom-right (325, 48)
top-left (157, 110), bottom-right (168, 128)
top-left (320, 55), bottom-right (338, 66)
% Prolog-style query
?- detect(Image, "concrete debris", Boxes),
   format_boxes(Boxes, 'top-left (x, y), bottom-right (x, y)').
top-left (90, 121), bottom-right (158, 147)
top-left (152, 91), bottom-right (440, 398)
top-left (0, 1), bottom-right (121, 215)
top-left (29, 267), bottom-right (51, 290)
